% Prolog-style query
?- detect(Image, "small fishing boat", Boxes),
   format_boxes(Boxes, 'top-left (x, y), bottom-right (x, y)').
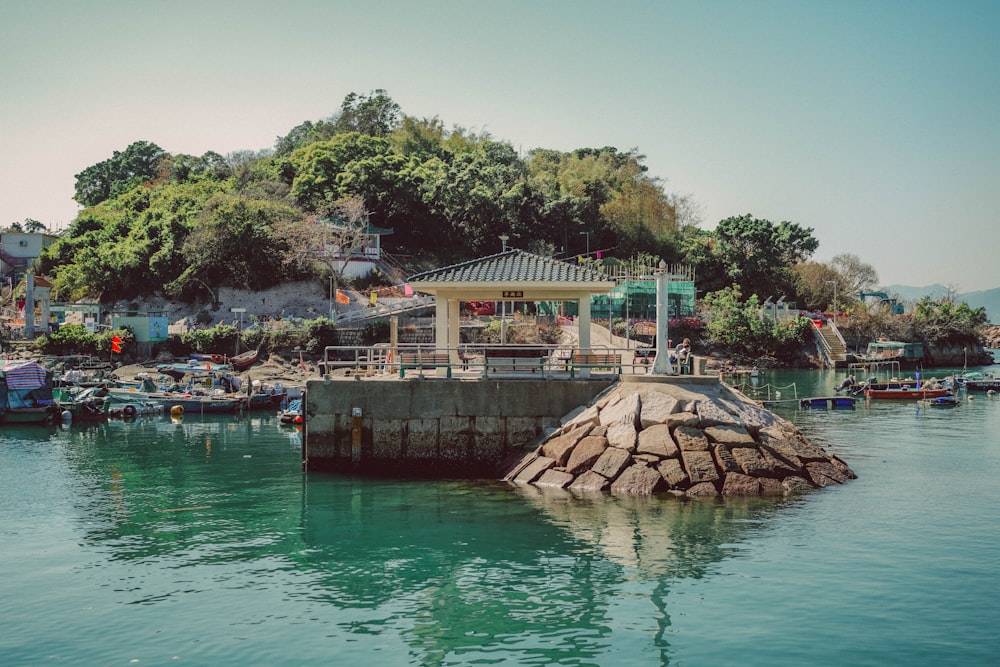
top-left (864, 387), bottom-right (952, 400)
top-left (918, 395), bottom-right (960, 407)
top-left (1, 360), bottom-right (60, 425)
top-left (279, 398), bottom-right (303, 424)
top-left (962, 372), bottom-right (1000, 391)
top-left (229, 348), bottom-right (259, 371)
top-left (801, 396), bottom-right (857, 408)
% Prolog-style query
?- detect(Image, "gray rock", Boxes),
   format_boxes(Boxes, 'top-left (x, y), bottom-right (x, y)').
top-left (606, 420), bottom-right (638, 452)
top-left (674, 425), bottom-right (710, 452)
top-left (805, 461), bottom-right (850, 486)
top-left (759, 477), bottom-right (785, 496)
top-left (782, 476), bottom-right (815, 494)
top-left (541, 423), bottom-right (592, 465)
top-left (694, 398), bottom-right (741, 427)
top-left (591, 446), bottom-right (632, 480)
top-left (682, 450), bottom-right (719, 483)
top-left (686, 481), bottom-right (719, 497)
top-left (568, 470), bottom-right (610, 492)
top-left (731, 447), bottom-right (771, 477)
top-left (600, 392), bottom-right (641, 427)
top-left (637, 424), bottom-right (679, 458)
top-left (721, 472), bottom-right (761, 496)
top-left (512, 455), bottom-right (555, 484)
top-left (639, 391), bottom-right (679, 427)
top-left (704, 424), bottom-right (756, 446)
top-left (666, 411), bottom-right (700, 429)
top-left (535, 468), bottom-right (575, 489)
top-left (611, 464), bottom-right (664, 495)
top-left (656, 458), bottom-right (690, 489)
top-left (712, 444), bottom-right (741, 474)
top-left (565, 435), bottom-right (609, 475)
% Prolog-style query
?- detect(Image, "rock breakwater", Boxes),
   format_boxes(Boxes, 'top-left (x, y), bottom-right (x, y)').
top-left (503, 379), bottom-right (855, 497)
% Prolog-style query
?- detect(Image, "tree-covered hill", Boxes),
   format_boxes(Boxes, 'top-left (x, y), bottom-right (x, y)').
top-left (38, 90), bottom-right (706, 305)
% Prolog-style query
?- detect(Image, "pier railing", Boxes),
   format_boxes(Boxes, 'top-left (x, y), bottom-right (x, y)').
top-left (320, 343), bottom-right (682, 379)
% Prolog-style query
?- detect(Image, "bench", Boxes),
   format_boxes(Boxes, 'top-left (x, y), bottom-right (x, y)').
top-left (571, 352), bottom-right (623, 377)
top-left (398, 351), bottom-right (452, 378)
top-left (483, 348), bottom-right (548, 373)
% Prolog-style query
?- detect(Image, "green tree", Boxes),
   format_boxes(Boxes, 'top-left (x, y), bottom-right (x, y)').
top-left (712, 214), bottom-right (818, 301)
top-left (73, 140), bottom-right (167, 207)
top-left (331, 89), bottom-right (402, 137)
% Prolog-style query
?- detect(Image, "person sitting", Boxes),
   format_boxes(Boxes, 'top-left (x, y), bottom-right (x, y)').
top-left (676, 339), bottom-right (691, 372)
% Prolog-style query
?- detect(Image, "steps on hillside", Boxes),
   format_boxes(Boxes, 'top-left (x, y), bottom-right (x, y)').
top-left (814, 324), bottom-right (848, 366)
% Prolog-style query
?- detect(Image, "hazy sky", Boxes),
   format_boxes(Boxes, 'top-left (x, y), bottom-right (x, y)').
top-left (2, 0), bottom-right (997, 291)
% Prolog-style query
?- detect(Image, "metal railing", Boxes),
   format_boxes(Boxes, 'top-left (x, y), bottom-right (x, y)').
top-left (320, 343), bottom-right (652, 379)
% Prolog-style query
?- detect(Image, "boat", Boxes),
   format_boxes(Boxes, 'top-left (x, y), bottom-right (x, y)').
top-left (229, 348), bottom-right (259, 371)
top-left (156, 360), bottom-right (233, 380)
top-left (279, 398), bottom-right (303, 424)
top-left (962, 372), bottom-right (1000, 391)
top-left (918, 395), bottom-right (960, 407)
top-left (108, 379), bottom-right (248, 414)
top-left (800, 396), bottom-right (857, 408)
top-left (54, 386), bottom-right (112, 422)
top-left (1, 360), bottom-right (60, 424)
top-left (864, 387), bottom-right (952, 400)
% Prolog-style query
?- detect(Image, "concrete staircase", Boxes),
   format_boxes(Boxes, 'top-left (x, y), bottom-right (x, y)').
top-left (814, 323), bottom-right (848, 367)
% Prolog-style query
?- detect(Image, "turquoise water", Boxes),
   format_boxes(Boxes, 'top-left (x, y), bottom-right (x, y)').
top-left (2, 362), bottom-right (999, 666)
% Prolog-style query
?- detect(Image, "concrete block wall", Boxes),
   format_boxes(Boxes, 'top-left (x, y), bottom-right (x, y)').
top-left (303, 378), bottom-right (616, 476)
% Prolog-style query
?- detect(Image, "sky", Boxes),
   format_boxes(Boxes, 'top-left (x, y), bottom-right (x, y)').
top-left (2, 0), bottom-right (998, 292)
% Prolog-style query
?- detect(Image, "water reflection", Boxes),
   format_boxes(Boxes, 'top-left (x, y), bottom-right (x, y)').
top-left (42, 415), bottom-right (805, 665)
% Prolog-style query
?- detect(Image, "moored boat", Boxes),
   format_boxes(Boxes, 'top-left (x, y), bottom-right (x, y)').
top-left (229, 348), bottom-right (259, 371)
top-left (918, 395), bottom-right (960, 407)
top-left (865, 387), bottom-right (952, 400)
top-left (1, 360), bottom-right (60, 425)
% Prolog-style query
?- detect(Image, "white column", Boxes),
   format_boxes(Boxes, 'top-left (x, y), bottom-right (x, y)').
top-left (578, 295), bottom-right (592, 379)
top-left (652, 265), bottom-right (674, 375)
top-left (578, 295), bottom-right (592, 351)
top-left (448, 299), bottom-right (461, 366)
top-left (434, 296), bottom-right (449, 377)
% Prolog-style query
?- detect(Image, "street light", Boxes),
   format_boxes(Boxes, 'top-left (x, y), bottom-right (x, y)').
top-left (579, 231), bottom-right (590, 256)
top-left (826, 281), bottom-right (838, 326)
top-left (499, 234), bottom-right (509, 252)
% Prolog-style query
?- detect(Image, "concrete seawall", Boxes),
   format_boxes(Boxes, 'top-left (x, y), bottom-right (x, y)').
top-left (303, 377), bottom-right (616, 475)
top-left (303, 374), bottom-right (855, 497)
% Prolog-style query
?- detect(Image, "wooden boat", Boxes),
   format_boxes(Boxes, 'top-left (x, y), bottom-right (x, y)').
top-left (229, 348), bottom-right (259, 371)
top-left (864, 387), bottom-right (951, 400)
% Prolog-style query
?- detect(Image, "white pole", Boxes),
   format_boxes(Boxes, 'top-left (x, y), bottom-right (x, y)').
top-left (651, 262), bottom-right (674, 375)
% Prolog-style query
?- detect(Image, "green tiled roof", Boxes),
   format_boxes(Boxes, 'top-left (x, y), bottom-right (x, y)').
top-left (409, 250), bottom-right (612, 284)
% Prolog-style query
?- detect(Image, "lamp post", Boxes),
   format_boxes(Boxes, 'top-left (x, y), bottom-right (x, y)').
top-left (826, 280), bottom-right (838, 326)
top-left (579, 231), bottom-right (590, 257)
top-left (499, 234), bottom-right (509, 252)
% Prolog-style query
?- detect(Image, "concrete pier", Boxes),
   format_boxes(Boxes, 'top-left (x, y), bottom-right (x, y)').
top-left (303, 377), bottom-right (616, 475)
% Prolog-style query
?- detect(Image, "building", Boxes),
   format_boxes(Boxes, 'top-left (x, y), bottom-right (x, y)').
top-left (1, 232), bottom-right (57, 282)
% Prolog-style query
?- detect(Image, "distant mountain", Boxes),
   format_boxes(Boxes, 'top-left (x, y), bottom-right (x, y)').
top-left (961, 288), bottom-right (1000, 325)
top-left (879, 284), bottom-right (1000, 324)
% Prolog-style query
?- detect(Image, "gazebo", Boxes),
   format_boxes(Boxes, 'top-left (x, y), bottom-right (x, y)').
top-left (407, 250), bottom-right (616, 369)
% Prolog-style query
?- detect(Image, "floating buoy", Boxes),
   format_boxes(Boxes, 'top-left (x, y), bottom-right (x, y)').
top-left (61, 410), bottom-right (72, 422)
top-left (170, 405), bottom-right (184, 417)
top-left (294, 415), bottom-right (304, 424)
top-left (123, 405), bottom-right (137, 418)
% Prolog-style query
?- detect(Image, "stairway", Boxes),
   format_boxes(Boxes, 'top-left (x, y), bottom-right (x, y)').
top-left (814, 323), bottom-right (848, 367)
